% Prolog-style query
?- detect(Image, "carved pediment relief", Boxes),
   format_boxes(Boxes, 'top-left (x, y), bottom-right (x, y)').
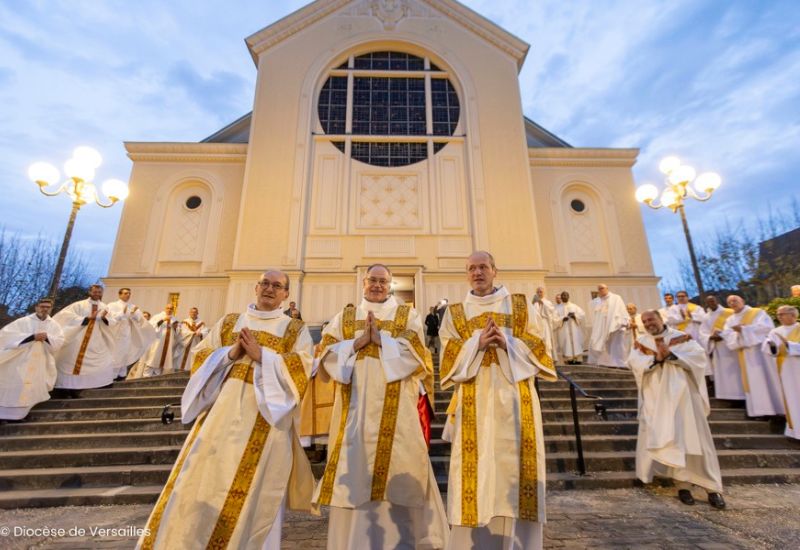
top-left (340, 0), bottom-right (439, 30)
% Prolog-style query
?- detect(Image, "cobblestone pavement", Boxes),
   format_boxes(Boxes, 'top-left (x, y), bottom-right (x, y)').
top-left (0, 485), bottom-right (798, 549)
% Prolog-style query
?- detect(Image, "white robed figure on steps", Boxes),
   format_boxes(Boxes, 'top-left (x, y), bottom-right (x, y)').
top-left (628, 310), bottom-right (725, 509)
top-left (698, 295), bottom-right (742, 400)
top-left (762, 305), bottom-right (800, 439)
top-left (531, 286), bottom-right (557, 359)
top-left (554, 291), bottom-right (584, 364)
top-left (588, 284), bottom-right (629, 368)
top-left (440, 251), bottom-right (557, 550)
top-left (53, 284), bottom-right (117, 390)
top-left (174, 307), bottom-right (208, 372)
top-left (720, 295), bottom-right (784, 417)
top-left (142, 304), bottom-right (180, 377)
top-left (312, 263), bottom-right (447, 550)
top-left (0, 298), bottom-right (64, 420)
top-left (137, 270), bottom-right (315, 550)
top-left (108, 288), bottom-right (156, 379)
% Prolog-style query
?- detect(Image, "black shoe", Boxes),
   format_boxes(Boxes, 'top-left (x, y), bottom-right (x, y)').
top-left (678, 489), bottom-right (695, 505)
top-left (708, 493), bottom-right (726, 509)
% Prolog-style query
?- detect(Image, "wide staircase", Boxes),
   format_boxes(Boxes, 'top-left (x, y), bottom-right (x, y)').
top-left (1, 364), bottom-right (799, 508)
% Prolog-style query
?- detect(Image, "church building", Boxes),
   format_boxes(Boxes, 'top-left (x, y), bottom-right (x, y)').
top-left (104, 0), bottom-right (660, 325)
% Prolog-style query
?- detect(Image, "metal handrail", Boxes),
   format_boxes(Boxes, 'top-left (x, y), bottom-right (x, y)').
top-left (557, 370), bottom-right (604, 476)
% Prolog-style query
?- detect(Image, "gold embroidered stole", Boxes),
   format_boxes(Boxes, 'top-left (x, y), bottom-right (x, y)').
top-left (179, 321), bottom-right (203, 371)
top-left (72, 317), bottom-right (97, 376)
top-left (158, 318), bottom-right (173, 369)
top-left (735, 307), bottom-right (763, 393)
top-left (676, 303), bottom-right (698, 331)
top-left (317, 304), bottom-right (412, 505)
top-left (776, 325), bottom-right (800, 429)
top-left (712, 308), bottom-right (734, 332)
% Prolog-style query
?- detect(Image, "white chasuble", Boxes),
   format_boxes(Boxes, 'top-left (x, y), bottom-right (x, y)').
top-left (588, 292), bottom-right (629, 368)
top-left (554, 302), bottom-right (585, 361)
top-left (439, 287), bottom-right (557, 550)
top-left (143, 312), bottom-right (180, 376)
top-left (666, 303), bottom-right (706, 343)
top-left (628, 328), bottom-right (722, 493)
top-left (174, 318), bottom-right (208, 372)
top-left (53, 299), bottom-right (117, 389)
top-left (763, 324), bottom-right (800, 439)
top-left (721, 307), bottom-right (784, 417)
top-left (108, 300), bottom-right (156, 378)
top-left (0, 314), bottom-right (64, 419)
top-left (137, 305), bottom-right (314, 550)
top-left (698, 307), bottom-right (743, 399)
top-left (532, 298), bottom-right (557, 360)
top-left (312, 296), bottom-right (447, 550)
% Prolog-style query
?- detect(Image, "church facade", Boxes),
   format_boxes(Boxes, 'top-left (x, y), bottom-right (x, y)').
top-left (104, 0), bottom-right (660, 325)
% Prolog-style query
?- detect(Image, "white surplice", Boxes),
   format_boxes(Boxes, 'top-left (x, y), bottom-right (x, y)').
top-left (53, 299), bottom-right (117, 389)
top-left (532, 298), bottom-right (557, 360)
top-left (666, 303), bottom-right (706, 343)
top-left (554, 302), bottom-right (585, 362)
top-left (624, 313), bottom-right (646, 359)
top-left (142, 312), bottom-right (180, 377)
top-left (0, 313), bottom-right (64, 419)
top-left (312, 296), bottom-right (447, 550)
top-left (698, 307), bottom-right (743, 399)
top-left (628, 327), bottom-right (722, 493)
top-left (174, 317), bottom-right (209, 372)
top-left (108, 300), bottom-right (156, 378)
top-left (138, 305), bottom-right (314, 550)
top-left (439, 286), bottom-right (557, 550)
top-left (588, 292), bottom-right (629, 368)
top-left (762, 323), bottom-right (800, 439)
top-left (721, 307), bottom-right (783, 417)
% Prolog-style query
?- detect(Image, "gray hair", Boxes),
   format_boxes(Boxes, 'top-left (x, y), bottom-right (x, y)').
top-left (777, 305), bottom-right (799, 317)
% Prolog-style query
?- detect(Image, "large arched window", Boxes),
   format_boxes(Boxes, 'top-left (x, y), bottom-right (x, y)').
top-left (317, 51), bottom-right (461, 167)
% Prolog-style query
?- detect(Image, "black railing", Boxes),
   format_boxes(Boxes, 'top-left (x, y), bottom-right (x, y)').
top-left (557, 370), bottom-right (604, 476)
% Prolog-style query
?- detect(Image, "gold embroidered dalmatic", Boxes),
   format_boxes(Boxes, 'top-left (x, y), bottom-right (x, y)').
top-left (137, 307), bottom-right (315, 550)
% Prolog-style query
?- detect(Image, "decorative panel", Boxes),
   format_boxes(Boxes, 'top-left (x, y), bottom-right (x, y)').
top-left (364, 236), bottom-right (415, 257)
top-left (356, 174), bottom-right (421, 229)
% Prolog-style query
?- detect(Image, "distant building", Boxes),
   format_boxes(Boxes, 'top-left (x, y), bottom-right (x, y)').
top-left (755, 226), bottom-right (800, 301)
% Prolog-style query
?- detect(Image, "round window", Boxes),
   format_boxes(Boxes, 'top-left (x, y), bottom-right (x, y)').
top-left (570, 199), bottom-right (586, 213)
top-left (185, 196), bottom-right (202, 210)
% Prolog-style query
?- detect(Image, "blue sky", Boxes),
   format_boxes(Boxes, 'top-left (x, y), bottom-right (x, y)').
top-left (1, 0), bottom-right (798, 287)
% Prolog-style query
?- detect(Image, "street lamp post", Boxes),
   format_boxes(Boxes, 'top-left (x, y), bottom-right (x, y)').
top-left (28, 146), bottom-right (129, 301)
top-left (635, 156), bottom-right (722, 301)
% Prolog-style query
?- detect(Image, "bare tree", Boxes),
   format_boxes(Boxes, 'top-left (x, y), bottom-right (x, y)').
top-left (0, 228), bottom-right (95, 319)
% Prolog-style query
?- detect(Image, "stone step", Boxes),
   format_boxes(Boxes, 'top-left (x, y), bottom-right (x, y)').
top-left (79, 387), bottom-right (188, 398)
top-left (117, 373), bottom-right (189, 386)
top-left (0, 418), bottom-right (190, 437)
top-left (27, 406), bottom-right (186, 422)
top-left (0, 446), bottom-right (182, 470)
top-left (0, 430), bottom-right (191, 451)
top-left (35, 396), bottom-right (184, 410)
top-left (433, 396), bottom-right (745, 413)
top-left (4, 466), bottom-right (800, 509)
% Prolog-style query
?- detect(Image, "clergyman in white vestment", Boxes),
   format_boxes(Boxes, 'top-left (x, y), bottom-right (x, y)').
top-left (312, 264), bottom-right (448, 550)
top-left (658, 293), bottom-right (675, 323)
top-left (588, 284), bottom-right (629, 368)
top-left (554, 291), bottom-right (585, 364)
top-left (628, 311), bottom-right (725, 509)
top-left (624, 303), bottom-right (645, 359)
top-left (440, 251), bottom-right (557, 550)
top-left (0, 298), bottom-right (64, 420)
top-left (698, 295), bottom-right (743, 400)
top-left (137, 270), bottom-right (315, 550)
top-left (108, 288), bottom-right (156, 379)
top-left (174, 307), bottom-right (209, 372)
top-left (53, 284), bottom-right (117, 390)
top-left (142, 304), bottom-right (180, 377)
top-left (720, 295), bottom-right (784, 418)
top-left (762, 306), bottom-right (800, 439)
top-left (531, 286), bottom-right (557, 360)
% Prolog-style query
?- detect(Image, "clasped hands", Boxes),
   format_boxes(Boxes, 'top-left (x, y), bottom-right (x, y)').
top-left (353, 312), bottom-right (381, 352)
top-left (478, 318), bottom-right (507, 352)
top-left (228, 327), bottom-right (263, 363)
top-left (654, 339), bottom-right (672, 363)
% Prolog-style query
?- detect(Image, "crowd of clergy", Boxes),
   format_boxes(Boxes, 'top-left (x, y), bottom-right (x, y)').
top-left (0, 259), bottom-right (798, 549)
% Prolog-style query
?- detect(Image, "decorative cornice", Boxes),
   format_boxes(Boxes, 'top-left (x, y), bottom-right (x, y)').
top-left (529, 148), bottom-right (639, 168)
top-left (124, 142), bottom-right (248, 163)
top-left (245, 0), bottom-right (529, 69)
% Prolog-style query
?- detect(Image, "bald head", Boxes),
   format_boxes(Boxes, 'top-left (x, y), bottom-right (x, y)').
top-left (597, 284), bottom-right (609, 298)
top-left (255, 270), bottom-right (290, 311)
top-left (726, 295), bottom-right (745, 313)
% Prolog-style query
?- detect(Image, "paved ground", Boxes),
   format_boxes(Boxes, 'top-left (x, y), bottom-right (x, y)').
top-left (0, 484), bottom-right (798, 549)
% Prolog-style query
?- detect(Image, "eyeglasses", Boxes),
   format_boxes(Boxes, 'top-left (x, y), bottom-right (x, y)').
top-left (257, 281), bottom-right (286, 291)
top-left (366, 277), bottom-right (390, 287)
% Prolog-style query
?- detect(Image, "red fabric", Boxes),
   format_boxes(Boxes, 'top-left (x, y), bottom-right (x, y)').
top-left (417, 394), bottom-right (433, 447)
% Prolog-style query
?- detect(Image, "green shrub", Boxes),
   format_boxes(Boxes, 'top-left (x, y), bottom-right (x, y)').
top-left (764, 297), bottom-right (800, 323)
